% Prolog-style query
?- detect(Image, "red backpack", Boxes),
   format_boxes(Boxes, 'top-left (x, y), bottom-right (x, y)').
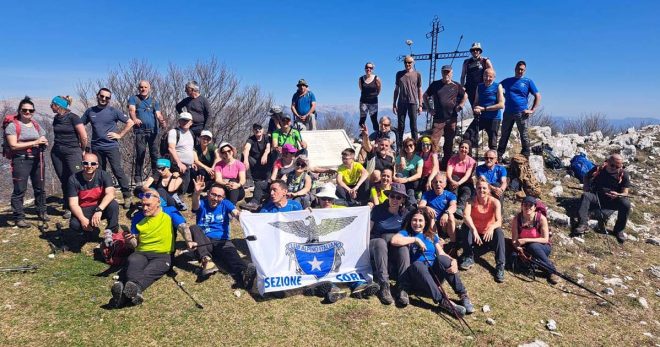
top-left (2, 114), bottom-right (41, 159)
top-left (100, 231), bottom-right (134, 266)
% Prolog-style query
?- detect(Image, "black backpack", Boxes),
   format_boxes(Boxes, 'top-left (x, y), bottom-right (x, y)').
top-left (159, 128), bottom-right (180, 158)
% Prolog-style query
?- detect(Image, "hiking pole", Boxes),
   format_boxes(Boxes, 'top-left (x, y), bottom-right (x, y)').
top-left (179, 235), bottom-right (258, 255)
top-left (520, 249), bottom-right (616, 306)
top-left (419, 251), bottom-right (475, 336)
top-left (39, 221), bottom-right (63, 254)
top-left (168, 268), bottom-right (204, 309)
top-left (448, 34), bottom-right (464, 67)
top-left (0, 265), bottom-right (38, 273)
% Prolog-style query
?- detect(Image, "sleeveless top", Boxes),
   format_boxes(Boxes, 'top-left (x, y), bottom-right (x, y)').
top-left (286, 171), bottom-right (308, 193)
top-left (463, 57), bottom-right (489, 88)
top-left (360, 75), bottom-right (379, 104)
top-left (477, 82), bottom-right (502, 120)
top-left (471, 198), bottom-right (496, 235)
top-left (421, 152), bottom-right (436, 177)
top-left (517, 212), bottom-right (550, 244)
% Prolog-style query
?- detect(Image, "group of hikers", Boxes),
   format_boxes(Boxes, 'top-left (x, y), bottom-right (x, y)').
top-left (3, 42), bottom-right (632, 315)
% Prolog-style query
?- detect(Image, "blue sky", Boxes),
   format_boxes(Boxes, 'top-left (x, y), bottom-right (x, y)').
top-left (1, 0), bottom-right (658, 118)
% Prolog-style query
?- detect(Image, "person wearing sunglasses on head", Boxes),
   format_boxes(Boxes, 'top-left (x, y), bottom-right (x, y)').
top-left (283, 155), bottom-right (313, 209)
top-left (214, 142), bottom-right (246, 205)
top-left (67, 152), bottom-right (119, 250)
top-left (177, 176), bottom-right (256, 287)
top-left (574, 153), bottom-right (631, 243)
top-left (81, 88), bottom-right (134, 210)
top-left (6, 97), bottom-right (49, 227)
top-left (475, 149), bottom-right (508, 206)
top-left (141, 158), bottom-right (182, 208)
top-left (49, 95), bottom-right (87, 220)
top-left (369, 183), bottom-right (410, 306)
top-left (358, 62), bottom-right (381, 133)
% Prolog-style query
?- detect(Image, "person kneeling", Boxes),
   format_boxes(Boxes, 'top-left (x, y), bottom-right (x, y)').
top-left (183, 176), bottom-right (256, 288)
top-left (391, 208), bottom-right (473, 315)
top-left (512, 196), bottom-right (559, 285)
top-left (110, 189), bottom-right (185, 307)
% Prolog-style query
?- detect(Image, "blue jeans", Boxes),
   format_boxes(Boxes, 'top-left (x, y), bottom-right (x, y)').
top-left (524, 242), bottom-right (556, 273)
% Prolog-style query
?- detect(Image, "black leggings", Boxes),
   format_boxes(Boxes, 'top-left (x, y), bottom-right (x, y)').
top-left (51, 146), bottom-right (82, 209)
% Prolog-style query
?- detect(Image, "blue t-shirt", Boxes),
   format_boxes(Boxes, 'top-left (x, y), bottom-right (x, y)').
top-left (398, 229), bottom-right (439, 263)
top-left (128, 95), bottom-right (161, 130)
top-left (421, 190), bottom-right (456, 219)
top-left (477, 82), bottom-right (503, 120)
top-left (291, 91), bottom-right (316, 116)
top-left (194, 199), bottom-right (235, 240)
top-left (81, 105), bottom-right (130, 150)
top-left (475, 164), bottom-right (507, 185)
top-left (130, 206), bottom-right (186, 235)
top-left (370, 203), bottom-right (406, 238)
top-left (259, 200), bottom-right (303, 213)
top-left (501, 77), bottom-right (539, 113)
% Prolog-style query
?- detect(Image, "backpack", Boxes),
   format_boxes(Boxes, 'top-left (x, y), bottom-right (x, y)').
top-left (509, 154), bottom-right (542, 197)
top-left (159, 128), bottom-right (180, 158)
top-left (516, 199), bottom-right (551, 240)
top-left (570, 153), bottom-right (596, 182)
top-left (540, 144), bottom-right (562, 170)
top-left (100, 231), bottom-right (133, 266)
top-left (2, 114), bottom-right (41, 159)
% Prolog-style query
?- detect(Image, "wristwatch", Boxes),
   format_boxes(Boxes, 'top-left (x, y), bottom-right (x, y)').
top-left (94, 207), bottom-right (103, 213)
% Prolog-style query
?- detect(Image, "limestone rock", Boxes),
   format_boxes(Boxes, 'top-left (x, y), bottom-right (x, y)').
top-left (638, 297), bottom-right (649, 309)
top-left (547, 209), bottom-right (570, 226)
top-left (550, 185), bottom-right (564, 197)
top-left (545, 319), bottom-right (557, 331)
top-left (528, 155), bottom-right (547, 184)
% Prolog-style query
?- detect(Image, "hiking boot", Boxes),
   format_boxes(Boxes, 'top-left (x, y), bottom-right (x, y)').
top-left (123, 281), bottom-right (144, 305)
top-left (15, 220), bottom-right (30, 228)
top-left (39, 213), bottom-right (49, 222)
top-left (460, 294), bottom-right (475, 314)
top-left (614, 231), bottom-right (626, 244)
top-left (110, 281), bottom-right (126, 308)
top-left (573, 223), bottom-right (589, 236)
top-left (459, 256), bottom-right (474, 271)
top-left (303, 281), bottom-right (333, 297)
top-left (62, 210), bottom-right (72, 220)
top-left (200, 256), bottom-right (219, 277)
top-left (547, 273), bottom-right (560, 285)
top-left (326, 285), bottom-right (347, 303)
top-left (377, 281), bottom-right (394, 305)
top-left (439, 298), bottom-right (466, 318)
top-left (495, 264), bottom-right (506, 283)
top-left (396, 288), bottom-right (409, 307)
top-left (241, 263), bottom-right (257, 289)
top-left (351, 281), bottom-right (380, 299)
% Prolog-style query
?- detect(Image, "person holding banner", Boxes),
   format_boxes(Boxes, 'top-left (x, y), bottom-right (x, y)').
top-left (391, 208), bottom-right (473, 315)
top-left (180, 176), bottom-right (257, 287)
top-left (369, 183), bottom-right (410, 306)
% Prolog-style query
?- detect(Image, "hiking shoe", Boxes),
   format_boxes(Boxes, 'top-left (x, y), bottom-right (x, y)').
top-left (377, 281), bottom-right (394, 305)
top-left (351, 282), bottom-right (380, 299)
top-left (241, 263), bottom-right (257, 289)
top-left (15, 220), bottom-right (30, 228)
top-left (459, 256), bottom-right (475, 271)
top-left (110, 281), bottom-right (126, 308)
top-left (574, 223), bottom-right (589, 236)
top-left (326, 285), bottom-right (347, 303)
top-left (62, 210), bottom-right (72, 220)
top-left (396, 288), bottom-right (409, 307)
top-left (460, 294), bottom-right (475, 314)
top-left (439, 298), bottom-right (466, 318)
top-left (547, 273), bottom-right (560, 285)
top-left (615, 231), bottom-right (626, 244)
top-left (495, 264), bottom-right (506, 283)
top-left (200, 256), bottom-right (219, 277)
top-left (303, 281), bottom-right (333, 297)
top-left (123, 281), bottom-right (144, 305)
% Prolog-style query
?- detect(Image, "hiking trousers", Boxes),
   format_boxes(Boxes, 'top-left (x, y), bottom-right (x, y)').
top-left (94, 146), bottom-right (130, 194)
top-left (396, 103), bottom-right (419, 145)
top-left (463, 117), bottom-right (501, 153)
top-left (51, 145), bottom-right (82, 210)
top-left (11, 155), bottom-right (46, 221)
top-left (125, 251), bottom-right (172, 291)
top-left (190, 225), bottom-right (248, 276)
top-left (69, 200), bottom-right (120, 233)
top-left (406, 257), bottom-right (467, 303)
top-left (578, 192), bottom-right (631, 233)
top-left (497, 111), bottom-right (530, 158)
top-left (431, 117), bottom-right (457, 170)
top-left (460, 225), bottom-right (506, 267)
top-left (134, 129), bottom-right (159, 183)
top-left (369, 233), bottom-right (411, 283)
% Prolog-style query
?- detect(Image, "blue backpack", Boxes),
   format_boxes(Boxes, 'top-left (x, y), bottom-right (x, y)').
top-left (570, 153), bottom-right (595, 182)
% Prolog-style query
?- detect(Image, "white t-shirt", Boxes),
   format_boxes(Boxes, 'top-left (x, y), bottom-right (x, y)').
top-left (168, 128), bottom-right (194, 165)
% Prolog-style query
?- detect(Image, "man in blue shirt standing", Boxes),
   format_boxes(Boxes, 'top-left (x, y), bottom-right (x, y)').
top-left (81, 87), bottom-right (134, 209)
top-left (463, 68), bottom-right (505, 154)
top-left (259, 180), bottom-right (303, 213)
top-left (291, 79), bottom-right (317, 131)
top-left (128, 80), bottom-right (166, 185)
top-left (476, 149), bottom-right (508, 204)
top-left (496, 61), bottom-right (542, 161)
top-left (181, 176), bottom-right (256, 287)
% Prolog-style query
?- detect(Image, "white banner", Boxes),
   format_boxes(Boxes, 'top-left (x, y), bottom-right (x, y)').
top-left (240, 206), bottom-right (372, 294)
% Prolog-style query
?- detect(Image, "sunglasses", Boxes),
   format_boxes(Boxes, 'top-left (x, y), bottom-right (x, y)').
top-left (20, 108), bottom-right (35, 114)
top-left (404, 62), bottom-right (413, 65)
top-left (138, 192), bottom-right (158, 199)
top-left (98, 95), bottom-right (111, 100)
top-left (319, 197), bottom-right (334, 202)
top-left (81, 161), bottom-right (98, 166)
top-left (422, 143), bottom-right (432, 147)
top-left (381, 123), bottom-right (391, 126)
top-left (365, 66), bottom-right (373, 70)
top-left (296, 162), bottom-right (307, 168)
top-left (389, 194), bottom-right (405, 200)
top-left (283, 152), bottom-right (294, 156)
top-left (406, 144), bottom-right (415, 148)
top-left (486, 157), bottom-right (497, 160)
top-left (208, 192), bottom-right (225, 199)
top-left (221, 149), bottom-right (232, 154)
top-left (156, 166), bottom-right (168, 171)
